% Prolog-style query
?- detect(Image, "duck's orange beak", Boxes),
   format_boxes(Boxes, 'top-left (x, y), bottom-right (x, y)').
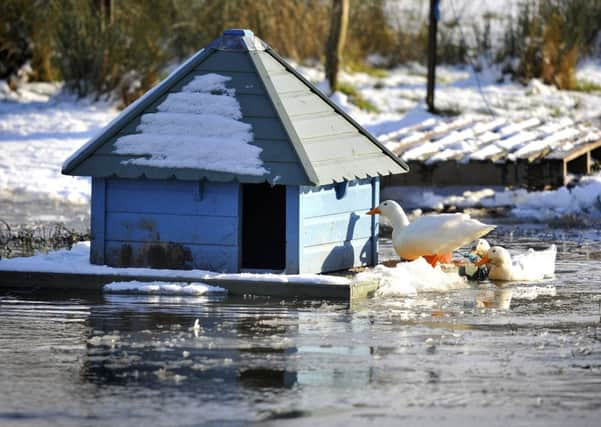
top-left (366, 207), bottom-right (381, 215)
top-left (475, 255), bottom-right (490, 267)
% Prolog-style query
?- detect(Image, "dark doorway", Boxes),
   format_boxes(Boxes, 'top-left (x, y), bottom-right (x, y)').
top-left (241, 183), bottom-right (286, 270)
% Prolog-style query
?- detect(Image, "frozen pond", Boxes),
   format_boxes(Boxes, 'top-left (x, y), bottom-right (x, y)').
top-left (1, 224), bottom-right (601, 426)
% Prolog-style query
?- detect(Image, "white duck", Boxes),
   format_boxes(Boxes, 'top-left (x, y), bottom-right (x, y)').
top-left (367, 200), bottom-right (496, 267)
top-left (477, 244), bottom-right (557, 281)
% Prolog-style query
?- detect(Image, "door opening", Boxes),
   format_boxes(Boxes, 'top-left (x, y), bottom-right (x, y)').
top-left (241, 183), bottom-right (286, 270)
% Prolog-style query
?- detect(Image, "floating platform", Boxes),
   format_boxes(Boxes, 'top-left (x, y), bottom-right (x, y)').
top-left (0, 269), bottom-right (377, 301)
top-left (380, 116), bottom-right (601, 188)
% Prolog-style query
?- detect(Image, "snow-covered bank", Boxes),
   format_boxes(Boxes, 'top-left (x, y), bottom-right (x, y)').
top-left (382, 174), bottom-right (601, 221)
top-left (0, 82), bottom-right (117, 205)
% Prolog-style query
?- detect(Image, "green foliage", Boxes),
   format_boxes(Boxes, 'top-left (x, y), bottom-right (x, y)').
top-left (346, 61), bottom-right (388, 78)
top-left (337, 81), bottom-right (379, 112)
top-left (46, 0), bottom-right (396, 104)
top-left (574, 80), bottom-right (601, 93)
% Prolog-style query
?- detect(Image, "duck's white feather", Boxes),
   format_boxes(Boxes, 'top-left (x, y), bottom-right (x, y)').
top-left (487, 245), bottom-right (557, 281)
top-left (376, 200), bottom-right (496, 260)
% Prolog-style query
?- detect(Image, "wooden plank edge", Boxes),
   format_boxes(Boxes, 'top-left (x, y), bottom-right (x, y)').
top-left (0, 270), bottom-right (362, 300)
top-left (545, 138), bottom-right (601, 161)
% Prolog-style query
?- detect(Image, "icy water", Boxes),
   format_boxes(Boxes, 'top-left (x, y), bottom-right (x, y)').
top-left (1, 224), bottom-right (601, 426)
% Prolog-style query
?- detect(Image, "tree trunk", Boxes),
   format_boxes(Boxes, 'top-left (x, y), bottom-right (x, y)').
top-left (325, 0), bottom-right (349, 93)
top-left (426, 0), bottom-right (438, 112)
top-left (93, 0), bottom-right (113, 30)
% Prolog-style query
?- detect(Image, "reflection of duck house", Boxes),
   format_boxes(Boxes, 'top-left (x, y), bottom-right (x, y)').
top-left (63, 29), bottom-right (407, 274)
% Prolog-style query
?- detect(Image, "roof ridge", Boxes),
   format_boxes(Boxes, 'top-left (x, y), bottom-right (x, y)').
top-left (248, 50), bottom-right (320, 185)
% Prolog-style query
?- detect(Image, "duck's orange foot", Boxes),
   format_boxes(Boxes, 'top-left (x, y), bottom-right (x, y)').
top-left (423, 253), bottom-right (453, 267)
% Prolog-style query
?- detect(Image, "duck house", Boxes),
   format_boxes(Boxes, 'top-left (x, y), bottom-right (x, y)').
top-left (62, 29), bottom-right (408, 274)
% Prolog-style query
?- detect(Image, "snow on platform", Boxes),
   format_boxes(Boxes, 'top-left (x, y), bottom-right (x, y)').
top-left (0, 242), bottom-right (377, 300)
top-left (381, 115), bottom-right (601, 188)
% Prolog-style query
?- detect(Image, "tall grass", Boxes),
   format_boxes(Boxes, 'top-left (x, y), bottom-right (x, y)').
top-left (501, 0), bottom-right (601, 89)
top-left (53, 0), bottom-right (171, 104)
top-left (3, 0), bottom-right (601, 104)
top-left (0, 220), bottom-right (88, 259)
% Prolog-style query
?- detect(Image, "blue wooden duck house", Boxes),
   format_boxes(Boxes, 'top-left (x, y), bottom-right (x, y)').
top-left (62, 29), bottom-right (407, 274)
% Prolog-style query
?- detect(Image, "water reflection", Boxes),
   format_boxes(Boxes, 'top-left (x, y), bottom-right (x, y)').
top-left (81, 295), bottom-right (383, 396)
top-left (83, 295), bottom-right (302, 394)
top-left (475, 287), bottom-right (513, 310)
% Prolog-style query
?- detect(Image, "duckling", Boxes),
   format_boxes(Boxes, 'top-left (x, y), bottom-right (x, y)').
top-left (477, 245), bottom-right (557, 281)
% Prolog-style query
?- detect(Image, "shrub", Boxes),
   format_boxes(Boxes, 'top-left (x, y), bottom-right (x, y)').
top-left (0, 0), bottom-right (56, 83)
top-left (52, 1), bottom-right (173, 103)
top-left (503, 0), bottom-right (601, 90)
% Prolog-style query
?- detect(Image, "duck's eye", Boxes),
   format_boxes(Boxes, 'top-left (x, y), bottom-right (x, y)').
top-left (383, 202), bottom-right (388, 206)
top-left (492, 249), bottom-right (496, 253)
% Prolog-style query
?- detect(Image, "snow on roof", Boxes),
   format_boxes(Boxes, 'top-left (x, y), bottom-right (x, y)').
top-left (62, 48), bottom-right (208, 173)
top-left (113, 73), bottom-right (267, 176)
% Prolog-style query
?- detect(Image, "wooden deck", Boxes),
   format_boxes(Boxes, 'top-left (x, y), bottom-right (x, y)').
top-left (0, 269), bottom-right (378, 301)
top-left (380, 116), bottom-right (601, 188)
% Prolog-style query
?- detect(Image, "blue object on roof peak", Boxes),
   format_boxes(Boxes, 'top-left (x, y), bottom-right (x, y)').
top-left (223, 28), bottom-right (253, 37)
top-left (208, 28), bottom-right (267, 51)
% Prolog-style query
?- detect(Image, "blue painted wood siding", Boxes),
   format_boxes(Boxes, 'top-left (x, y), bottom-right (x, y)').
top-left (97, 178), bottom-right (240, 272)
top-left (298, 178), bottom-right (379, 273)
top-left (285, 186), bottom-right (300, 274)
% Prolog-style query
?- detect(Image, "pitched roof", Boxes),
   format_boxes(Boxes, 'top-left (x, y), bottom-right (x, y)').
top-left (62, 29), bottom-right (408, 185)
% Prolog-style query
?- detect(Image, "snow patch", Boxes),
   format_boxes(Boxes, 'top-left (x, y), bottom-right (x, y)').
top-left (512, 175), bottom-right (601, 219)
top-left (352, 258), bottom-right (467, 297)
top-left (213, 272), bottom-right (350, 285)
top-left (113, 73), bottom-right (266, 176)
top-left (104, 281), bottom-right (226, 295)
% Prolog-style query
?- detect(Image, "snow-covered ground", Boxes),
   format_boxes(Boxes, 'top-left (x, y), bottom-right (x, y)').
top-left (382, 176), bottom-right (601, 221)
top-left (1, 58), bottom-right (601, 225)
top-left (299, 61), bottom-right (601, 132)
top-left (0, 81), bottom-right (117, 205)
